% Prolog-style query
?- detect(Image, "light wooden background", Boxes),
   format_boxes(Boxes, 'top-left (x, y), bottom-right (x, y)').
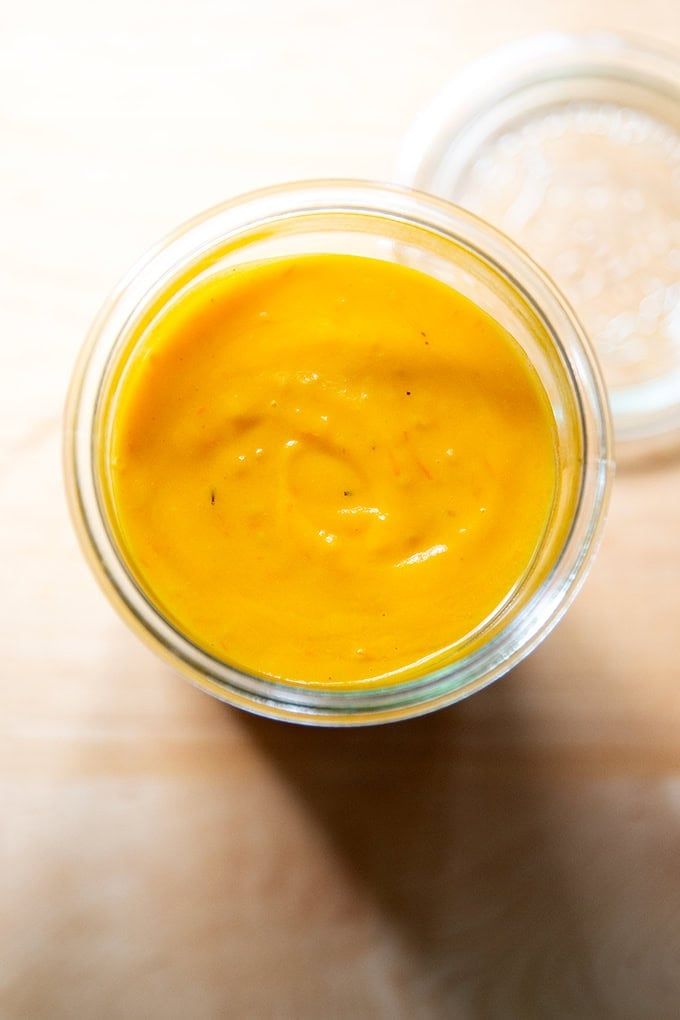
top-left (2, 1), bottom-right (680, 1017)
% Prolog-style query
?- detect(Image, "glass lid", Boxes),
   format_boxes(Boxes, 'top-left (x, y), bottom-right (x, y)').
top-left (398, 32), bottom-right (680, 447)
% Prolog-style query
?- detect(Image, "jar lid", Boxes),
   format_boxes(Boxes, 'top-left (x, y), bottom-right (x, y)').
top-left (398, 33), bottom-right (680, 447)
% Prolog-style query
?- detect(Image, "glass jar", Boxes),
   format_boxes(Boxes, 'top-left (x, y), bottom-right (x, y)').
top-left (64, 180), bottom-right (613, 725)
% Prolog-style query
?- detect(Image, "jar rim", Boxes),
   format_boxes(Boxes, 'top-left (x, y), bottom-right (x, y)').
top-left (64, 179), bottom-right (614, 725)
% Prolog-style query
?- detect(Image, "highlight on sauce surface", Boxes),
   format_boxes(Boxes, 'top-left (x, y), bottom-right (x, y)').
top-left (104, 253), bottom-right (558, 687)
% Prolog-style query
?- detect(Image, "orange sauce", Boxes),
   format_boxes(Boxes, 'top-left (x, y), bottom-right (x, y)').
top-left (106, 254), bottom-right (557, 686)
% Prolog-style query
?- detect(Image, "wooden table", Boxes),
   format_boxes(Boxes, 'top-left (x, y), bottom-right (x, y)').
top-left (3, 2), bottom-right (679, 1016)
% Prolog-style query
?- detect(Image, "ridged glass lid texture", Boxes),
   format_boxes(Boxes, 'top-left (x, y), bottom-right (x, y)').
top-left (398, 34), bottom-right (680, 445)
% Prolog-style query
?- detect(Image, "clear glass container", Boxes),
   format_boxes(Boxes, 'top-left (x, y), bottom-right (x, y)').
top-left (64, 180), bottom-right (613, 725)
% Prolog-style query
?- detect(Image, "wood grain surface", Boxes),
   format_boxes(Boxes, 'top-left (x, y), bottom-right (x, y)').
top-left (2, 1), bottom-right (680, 1017)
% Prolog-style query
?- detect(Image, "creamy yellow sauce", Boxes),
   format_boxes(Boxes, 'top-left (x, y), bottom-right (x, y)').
top-left (105, 254), bottom-right (558, 687)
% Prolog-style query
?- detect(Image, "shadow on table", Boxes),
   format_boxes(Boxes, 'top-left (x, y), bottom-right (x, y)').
top-left (239, 650), bottom-right (599, 1016)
